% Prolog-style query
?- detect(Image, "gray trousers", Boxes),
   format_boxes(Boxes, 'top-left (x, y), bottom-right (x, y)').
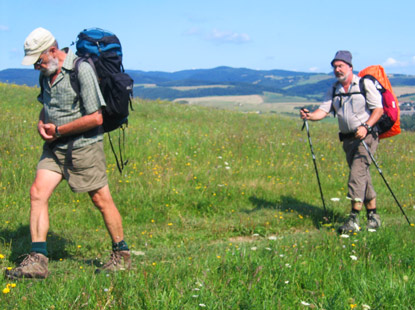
top-left (342, 133), bottom-right (379, 203)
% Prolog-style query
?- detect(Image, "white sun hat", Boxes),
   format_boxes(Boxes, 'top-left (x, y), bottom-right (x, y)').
top-left (22, 27), bottom-right (55, 65)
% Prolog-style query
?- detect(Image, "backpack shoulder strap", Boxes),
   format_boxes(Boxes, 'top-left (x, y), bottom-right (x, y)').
top-left (359, 76), bottom-right (369, 99)
top-left (38, 74), bottom-right (45, 103)
top-left (331, 79), bottom-right (366, 116)
top-left (70, 57), bottom-right (82, 103)
top-left (330, 81), bottom-right (339, 116)
top-left (69, 57), bottom-right (98, 103)
top-left (359, 74), bottom-right (385, 95)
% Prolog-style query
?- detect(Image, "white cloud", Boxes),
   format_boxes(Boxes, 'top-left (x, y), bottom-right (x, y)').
top-left (0, 25), bottom-right (9, 31)
top-left (185, 26), bottom-right (251, 45)
top-left (383, 57), bottom-right (398, 66)
top-left (382, 57), bottom-right (414, 68)
top-left (207, 29), bottom-right (251, 44)
top-left (380, 56), bottom-right (415, 74)
top-left (309, 67), bottom-right (319, 72)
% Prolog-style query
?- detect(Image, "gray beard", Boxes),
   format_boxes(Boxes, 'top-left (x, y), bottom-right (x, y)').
top-left (336, 71), bottom-right (350, 83)
top-left (41, 57), bottom-right (59, 77)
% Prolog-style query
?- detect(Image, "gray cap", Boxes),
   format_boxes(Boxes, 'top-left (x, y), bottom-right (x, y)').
top-left (331, 50), bottom-right (352, 67)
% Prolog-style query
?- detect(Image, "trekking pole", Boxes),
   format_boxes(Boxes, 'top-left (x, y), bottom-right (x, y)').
top-left (361, 140), bottom-right (412, 225)
top-left (301, 117), bottom-right (327, 215)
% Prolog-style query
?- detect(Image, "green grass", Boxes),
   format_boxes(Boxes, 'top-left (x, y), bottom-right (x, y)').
top-left (399, 93), bottom-right (415, 102)
top-left (263, 91), bottom-right (310, 103)
top-left (283, 74), bottom-right (332, 88)
top-left (1, 83), bottom-right (415, 309)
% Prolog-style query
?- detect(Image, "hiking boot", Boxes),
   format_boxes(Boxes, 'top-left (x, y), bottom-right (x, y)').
top-left (338, 213), bottom-right (360, 234)
top-left (367, 212), bottom-right (381, 230)
top-left (5, 252), bottom-right (49, 279)
top-left (95, 250), bottom-right (131, 274)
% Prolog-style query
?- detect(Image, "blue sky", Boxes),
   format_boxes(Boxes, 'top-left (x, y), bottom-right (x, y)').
top-left (1, 0), bottom-right (415, 74)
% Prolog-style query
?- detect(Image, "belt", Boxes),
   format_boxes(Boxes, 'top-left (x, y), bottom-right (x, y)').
top-left (338, 132), bottom-right (355, 141)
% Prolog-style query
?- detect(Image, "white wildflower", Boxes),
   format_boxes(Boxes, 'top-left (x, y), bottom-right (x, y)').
top-left (350, 255), bottom-right (358, 260)
top-left (131, 250), bottom-right (145, 256)
top-left (330, 198), bottom-right (340, 202)
top-left (268, 236), bottom-right (277, 240)
top-left (340, 234), bottom-right (350, 238)
top-left (251, 247), bottom-right (257, 251)
top-left (301, 301), bottom-right (311, 306)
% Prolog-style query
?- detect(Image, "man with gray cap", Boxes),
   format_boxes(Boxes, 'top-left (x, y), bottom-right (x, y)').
top-left (5, 27), bottom-right (131, 279)
top-left (300, 50), bottom-right (384, 233)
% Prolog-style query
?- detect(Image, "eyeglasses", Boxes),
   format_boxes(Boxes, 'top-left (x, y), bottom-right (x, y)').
top-left (34, 48), bottom-right (50, 67)
top-left (34, 57), bottom-right (44, 66)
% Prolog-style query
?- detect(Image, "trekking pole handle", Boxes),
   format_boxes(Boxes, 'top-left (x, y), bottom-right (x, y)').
top-left (300, 108), bottom-right (311, 132)
top-left (300, 108), bottom-right (310, 119)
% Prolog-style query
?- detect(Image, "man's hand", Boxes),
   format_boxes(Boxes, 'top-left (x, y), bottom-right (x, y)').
top-left (38, 122), bottom-right (57, 142)
top-left (355, 125), bottom-right (368, 140)
top-left (300, 108), bottom-right (310, 120)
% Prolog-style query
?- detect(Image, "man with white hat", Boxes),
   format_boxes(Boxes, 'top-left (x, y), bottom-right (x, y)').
top-left (300, 50), bottom-right (384, 234)
top-left (5, 27), bottom-right (131, 279)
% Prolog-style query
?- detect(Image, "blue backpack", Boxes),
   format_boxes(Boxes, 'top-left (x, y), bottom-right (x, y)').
top-left (72, 28), bottom-right (134, 133)
top-left (72, 28), bottom-right (134, 172)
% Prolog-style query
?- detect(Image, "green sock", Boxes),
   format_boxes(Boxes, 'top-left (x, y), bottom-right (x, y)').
top-left (31, 242), bottom-right (48, 257)
top-left (112, 240), bottom-right (129, 251)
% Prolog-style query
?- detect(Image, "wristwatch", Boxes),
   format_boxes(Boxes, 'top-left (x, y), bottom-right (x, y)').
top-left (55, 126), bottom-right (62, 138)
top-left (363, 123), bottom-right (372, 133)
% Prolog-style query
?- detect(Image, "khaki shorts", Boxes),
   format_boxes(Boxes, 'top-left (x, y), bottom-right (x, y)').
top-left (342, 133), bottom-right (379, 203)
top-left (37, 141), bottom-right (108, 193)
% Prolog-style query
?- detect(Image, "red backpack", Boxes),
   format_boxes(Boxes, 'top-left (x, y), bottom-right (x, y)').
top-left (358, 65), bottom-right (401, 139)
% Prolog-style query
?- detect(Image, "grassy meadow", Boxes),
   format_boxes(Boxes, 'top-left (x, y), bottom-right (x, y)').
top-left (1, 83), bottom-right (415, 309)
top-left (173, 92), bottom-right (311, 114)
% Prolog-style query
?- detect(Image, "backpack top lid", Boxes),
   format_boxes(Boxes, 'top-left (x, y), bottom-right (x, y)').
top-left (76, 28), bottom-right (122, 57)
top-left (358, 65), bottom-right (396, 98)
top-left (358, 65), bottom-right (401, 139)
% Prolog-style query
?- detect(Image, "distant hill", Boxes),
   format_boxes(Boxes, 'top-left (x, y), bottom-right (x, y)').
top-left (0, 69), bottom-right (40, 86)
top-left (2, 66), bottom-right (415, 102)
